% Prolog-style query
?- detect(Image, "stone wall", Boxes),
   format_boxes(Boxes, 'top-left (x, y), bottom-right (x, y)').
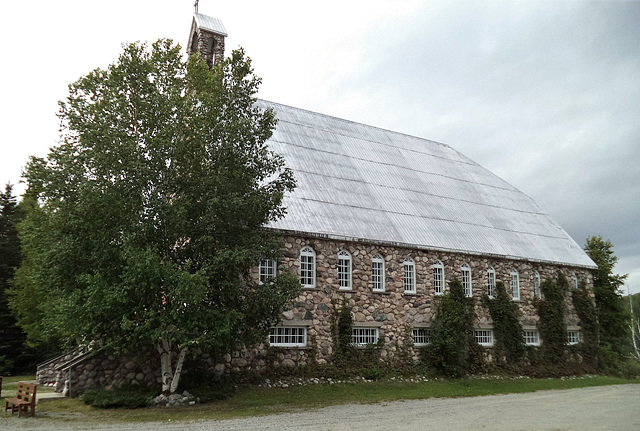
top-left (189, 29), bottom-right (225, 67)
top-left (252, 234), bottom-right (594, 366)
top-left (39, 233), bottom-right (594, 395)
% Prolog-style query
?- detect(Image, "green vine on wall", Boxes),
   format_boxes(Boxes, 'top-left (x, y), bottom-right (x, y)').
top-left (571, 281), bottom-right (600, 369)
top-left (423, 278), bottom-right (476, 377)
top-left (483, 281), bottom-right (525, 367)
top-left (331, 300), bottom-right (354, 362)
top-left (535, 273), bottom-right (568, 363)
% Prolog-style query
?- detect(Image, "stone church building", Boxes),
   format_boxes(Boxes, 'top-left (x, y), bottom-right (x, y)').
top-left (186, 13), bottom-right (595, 368)
top-left (38, 13), bottom-right (596, 393)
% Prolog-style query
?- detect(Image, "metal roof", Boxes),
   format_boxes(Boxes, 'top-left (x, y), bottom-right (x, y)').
top-left (259, 100), bottom-right (595, 269)
top-left (193, 13), bottom-right (228, 36)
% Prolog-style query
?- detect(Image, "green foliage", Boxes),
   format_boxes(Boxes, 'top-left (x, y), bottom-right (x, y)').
top-left (81, 385), bottom-right (156, 409)
top-left (0, 184), bottom-right (38, 373)
top-left (423, 278), bottom-right (476, 378)
top-left (584, 236), bottom-right (632, 359)
top-left (535, 274), bottom-right (568, 363)
top-left (9, 40), bottom-right (299, 390)
top-left (331, 301), bottom-right (354, 362)
top-left (625, 292), bottom-right (640, 358)
top-left (329, 301), bottom-right (385, 379)
top-left (571, 282), bottom-right (600, 369)
top-left (179, 360), bottom-right (236, 402)
top-left (483, 281), bottom-right (525, 367)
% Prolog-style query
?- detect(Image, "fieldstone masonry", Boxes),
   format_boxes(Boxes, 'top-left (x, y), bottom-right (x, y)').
top-left (255, 234), bottom-right (593, 366)
top-left (189, 28), bottom-right (225, 67)
top-left (37, 234), bottom-right (593, 395)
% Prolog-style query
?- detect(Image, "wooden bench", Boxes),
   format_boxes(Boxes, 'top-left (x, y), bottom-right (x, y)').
top-left (4, 382), bottom-right (37, 417)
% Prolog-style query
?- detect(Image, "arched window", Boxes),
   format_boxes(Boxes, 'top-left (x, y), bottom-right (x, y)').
top-left (573, 274), bottom-right (579, 290)
top-left (372, 254), bottom-right (385, 292)
top-left (433, 260), bottom-right (444, 295)
top-left (259, 259), bottom-right (277, 283)
top-left (461, 263), bottom-right (472, 297)
top-left (511, 269), bottom-right (520, 300)
top-left (403, 258), bottom-right (416, 293)
top-left (299, 246), bottom-right (316, 288)
top-left (338, 250), bottom-right (352, 290)
top-left (534, 271), bottom-right (541, 299)
top-left (487, 266), bottom-right (496, 298)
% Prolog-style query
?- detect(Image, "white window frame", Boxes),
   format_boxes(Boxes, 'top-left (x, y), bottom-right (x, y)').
top-left (433, 260), bottom-right (444, 295)
top-left (351, 327), bottom-right (379, 346)
top-left (567, 330), bottom-right (581, 345)
top-left (403, 258), bottom-right (416, 293)
top-left (524, 329), bottom-right (540, 346)
top-left (338, 250), bottom-right (352, 290)
top-left (487, 266), bottom-right (496, 299)
top-left (573, 275), bottom-right (579, 290)
top-left (534, 271), bottom-right (541, 299)
top-left (371, 254), bottom-right (385, 292)
top-left (511, 269), bottom-right (520, 300)
top-left (474, 329), bottom-right (494, 347)
top-left (412, 328), bottom-right (432, 346)
top-left (461, 263), bottom-right (472, 297)
top-left (300, 246), bottom-right (316, 288)
top-left (269, 327), bottom-right (307, 347)
top-left (259, 259), bottom-right (277, 283)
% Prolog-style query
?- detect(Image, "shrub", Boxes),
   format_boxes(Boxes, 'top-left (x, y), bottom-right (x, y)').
top-left (0, 355), bottom-right (14, 376)
top-left (81, 385), bottom-right (156, 409)
top-left (180, 359), bottom-right (236, 402)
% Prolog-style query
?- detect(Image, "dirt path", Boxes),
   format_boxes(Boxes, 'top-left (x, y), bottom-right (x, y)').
top-left (5, 384), bottom-right (639, 431)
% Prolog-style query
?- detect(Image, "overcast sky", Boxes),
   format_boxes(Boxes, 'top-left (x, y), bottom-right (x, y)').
top-left (1, 1), bottom-right (638, 294)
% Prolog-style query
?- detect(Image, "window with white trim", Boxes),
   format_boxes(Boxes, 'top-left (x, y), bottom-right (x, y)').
top-left (573, 275), bottom-right (579, 290)
top-left (372, 254), bottom-right (385, 292)
top-left (351, 327), bottom-right (379, 346)
top-left (511, 269), bottom-right (520, 300)
top-left (412, 328), bottom-right (432, 346)
top-left (487, 266), bottom-right (496, 298)
top-left (534, 271), bottom-right (541, 299)
top-left (461, 263), bottom-right (472, 297)
top-left (524, 330), bottom-right (540, 346)
top-left (404, 258), bottom-right (416, 293)
top-left (300, 246), bottom-right (316, 288)
top-left (338, 250), bottom-right (352, 290)
top-left (474, 329), bottom-right (494, 346)
top-left (433, 260), bottom-right (444, 295)
top-left (269, 327), bottom-right (307, 347)
top-left (259, 259), bottom-right (277, 283)
top-left (567, 330), bottom-right (581, 345)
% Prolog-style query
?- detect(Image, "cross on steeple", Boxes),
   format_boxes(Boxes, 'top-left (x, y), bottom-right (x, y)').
top-left (194, 0), bottom-right (199, 13)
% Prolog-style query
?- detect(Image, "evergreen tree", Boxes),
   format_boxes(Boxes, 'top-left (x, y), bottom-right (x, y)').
top-left (0, 183), bottom-right (27, 374)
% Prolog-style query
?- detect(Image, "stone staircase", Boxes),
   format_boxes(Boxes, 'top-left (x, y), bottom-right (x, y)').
top-left (36, 349), bottom-right (93, 395)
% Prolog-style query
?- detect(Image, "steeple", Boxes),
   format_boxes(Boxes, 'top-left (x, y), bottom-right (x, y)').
top-left (187, 12), bottom-right (227, 67)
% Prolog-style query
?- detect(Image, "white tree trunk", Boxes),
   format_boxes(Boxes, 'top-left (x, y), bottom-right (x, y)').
top-left (169, 347), bottom-right (188, 394)
top-left (158, 338), bottom-right (190, 394)
top-left (158, 338), bottom-right (173, 394)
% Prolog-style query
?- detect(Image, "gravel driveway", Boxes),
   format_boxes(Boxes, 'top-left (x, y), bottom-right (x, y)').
top-left (5, 384), bottom-right (639, 431)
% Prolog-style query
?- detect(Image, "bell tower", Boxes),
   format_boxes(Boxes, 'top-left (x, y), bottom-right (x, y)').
top-left (187, 12), bottom-right (227, 67)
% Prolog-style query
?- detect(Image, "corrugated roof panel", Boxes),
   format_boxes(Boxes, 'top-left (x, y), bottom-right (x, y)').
top-left (194, 13), bottom-right (228, 36)
top-left (258, 100), bottom-right (595, 268)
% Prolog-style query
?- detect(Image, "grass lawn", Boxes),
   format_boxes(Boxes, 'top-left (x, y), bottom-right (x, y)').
top-left (2, 374), bottom-right (636, 424)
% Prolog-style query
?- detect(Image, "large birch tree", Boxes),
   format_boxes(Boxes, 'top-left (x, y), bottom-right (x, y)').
top-left (10, 40), bottom-right (299, 394)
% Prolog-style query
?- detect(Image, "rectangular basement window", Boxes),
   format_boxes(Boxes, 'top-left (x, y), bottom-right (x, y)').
top-left (269, 327), bottom-right (307, 347)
